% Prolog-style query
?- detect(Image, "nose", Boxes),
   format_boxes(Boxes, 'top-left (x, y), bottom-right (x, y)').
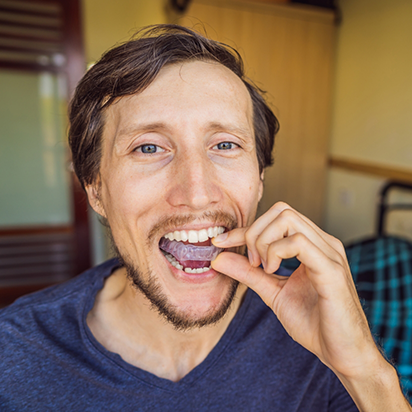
top-left (166, 149), bottom-right (223, 211)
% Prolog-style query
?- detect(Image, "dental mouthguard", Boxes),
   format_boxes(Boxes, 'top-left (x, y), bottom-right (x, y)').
top-left (159, 237), bottom-right (223, 262)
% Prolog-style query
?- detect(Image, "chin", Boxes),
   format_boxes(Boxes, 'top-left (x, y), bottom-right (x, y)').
top-left (123, 252), bottom-right (239, 331)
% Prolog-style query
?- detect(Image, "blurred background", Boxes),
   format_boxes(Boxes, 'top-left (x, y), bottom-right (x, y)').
top-left (1, 0), bottom-right (412, 303)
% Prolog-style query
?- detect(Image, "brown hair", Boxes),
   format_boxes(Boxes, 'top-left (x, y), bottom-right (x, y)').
top-left (68, 24), bottom-right (279, 189)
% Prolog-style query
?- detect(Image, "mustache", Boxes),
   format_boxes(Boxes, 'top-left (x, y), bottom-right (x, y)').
top-left (147, 210), bottom-right (238, 245)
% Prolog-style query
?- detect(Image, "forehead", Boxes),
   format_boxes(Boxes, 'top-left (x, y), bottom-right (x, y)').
top-left (103, 60), bottom-right (254, 139)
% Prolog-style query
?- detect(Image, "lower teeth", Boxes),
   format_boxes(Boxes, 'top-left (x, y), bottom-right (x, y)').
top-left (162, 251), bottom-right (211, 273)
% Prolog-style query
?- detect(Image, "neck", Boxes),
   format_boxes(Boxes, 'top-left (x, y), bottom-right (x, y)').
top-left (87, 266), bottom-right (247, 382)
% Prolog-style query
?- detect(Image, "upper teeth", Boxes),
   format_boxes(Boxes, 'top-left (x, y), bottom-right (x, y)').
top-left (163, 226), bottom-right (225, 243)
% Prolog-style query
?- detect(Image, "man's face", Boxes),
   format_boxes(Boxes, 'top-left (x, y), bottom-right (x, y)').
top-left (87, 61), bottom-right (263, 329)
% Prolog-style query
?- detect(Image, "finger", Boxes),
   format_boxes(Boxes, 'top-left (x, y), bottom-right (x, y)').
top-left (255, 202), bottom-right (346, 262)
top-left (211, 252), bottom-right (285, 308)
top-left (214, 206), bottom-right (340, 270)
top-left (214, 202), bottom-right (347, 271)
top-left (212, 227), bottom-right (248, 248)
top-left (213, 203), bottom-right (290, 265)
top-left (272, 202), bottom-right (347, 260)
top-left (232, 202), bottom-right (335, 267)
top-left (212, 227), bottom-right (259, 265)
top-left (254, 209), bottom-right (343, 272)
top-left (262, 233), bottom-right (350, 300)
top-left (213, 208), bottom-right (286, 267)
top-left (239, 204), bottom-right (286, 266)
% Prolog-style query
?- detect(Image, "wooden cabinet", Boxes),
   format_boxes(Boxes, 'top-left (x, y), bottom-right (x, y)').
top-left (179, 0), bottom-right (336, 224)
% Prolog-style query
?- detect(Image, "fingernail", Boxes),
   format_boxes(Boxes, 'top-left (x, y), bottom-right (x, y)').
top-left (214, 232), bottom-right (228, 243)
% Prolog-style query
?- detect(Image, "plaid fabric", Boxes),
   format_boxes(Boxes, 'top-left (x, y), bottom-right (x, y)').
top-left (345, 236), bottom-right (412, 399)
top-left (281, 236), bottom-right (412, 399)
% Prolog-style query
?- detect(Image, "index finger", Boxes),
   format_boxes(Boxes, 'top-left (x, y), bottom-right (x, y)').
top-left (212, 227), bottom-right (249, 248)
top-left (213, 206), bottom-right (286, 267)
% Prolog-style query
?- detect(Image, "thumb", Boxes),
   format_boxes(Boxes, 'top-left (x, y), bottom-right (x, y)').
top-left (212, 252), bottom-right (283, 307)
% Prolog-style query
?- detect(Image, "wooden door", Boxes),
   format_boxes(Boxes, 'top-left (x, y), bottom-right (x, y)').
top-left (179, 0), bottom-right (336, 224)
top-left (0, 0), bottom-right (90, 306)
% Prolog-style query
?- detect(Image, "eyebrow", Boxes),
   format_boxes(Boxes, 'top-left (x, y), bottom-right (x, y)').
top-left (116, 122), bottom-right (168, 140)
top-left (206, 122), bottom-right (253, 140)
top-left (115, 121), bottom-right (253, 146)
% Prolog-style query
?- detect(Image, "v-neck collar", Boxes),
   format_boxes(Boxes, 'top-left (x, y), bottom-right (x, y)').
top-left (81, 258), bottom-right (253, 393)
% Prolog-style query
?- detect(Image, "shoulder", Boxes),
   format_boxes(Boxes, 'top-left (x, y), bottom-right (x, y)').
top-left (3, 258), bottom-right (119, 307)
top-left (0, 259), bottom-right (122, 404)
top-left (0, 258), bottom-right (120, 344)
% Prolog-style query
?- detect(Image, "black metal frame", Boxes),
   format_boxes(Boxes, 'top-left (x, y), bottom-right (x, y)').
top-left (377, 181), bottom-right (412, 236)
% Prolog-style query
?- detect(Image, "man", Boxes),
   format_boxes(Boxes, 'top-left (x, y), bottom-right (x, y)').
top-left (0, 25), bottom-right (410, 411)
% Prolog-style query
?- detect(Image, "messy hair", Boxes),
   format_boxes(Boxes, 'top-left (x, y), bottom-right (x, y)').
top-left (68, 24), bottom-right (279, 189)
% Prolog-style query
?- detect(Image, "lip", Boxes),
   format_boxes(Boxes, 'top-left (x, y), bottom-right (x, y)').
top-left (163, 255), bottom-right (220, 284)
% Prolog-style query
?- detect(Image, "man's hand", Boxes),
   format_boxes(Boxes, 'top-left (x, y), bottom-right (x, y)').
top-left (212, 202), bottom-right (411, 412)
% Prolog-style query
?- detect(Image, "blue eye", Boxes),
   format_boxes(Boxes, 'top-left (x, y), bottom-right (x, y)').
top-left (216, 142), bottom-right (236, 150)
top-left (137, 144), bottom-right (164, 154)
top-left (141, 144), bottom-right (157, 153)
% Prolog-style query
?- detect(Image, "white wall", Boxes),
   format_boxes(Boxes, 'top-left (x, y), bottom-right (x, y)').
top-left (324, 169), bottom-right (385, 244)
top-left (325, 0), bottom-right (412, 243)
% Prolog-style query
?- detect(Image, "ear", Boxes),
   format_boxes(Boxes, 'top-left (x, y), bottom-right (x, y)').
top-left (258, 170), bottom-right (265, 202)
top-left (85, 182), bottom-right (107, 218)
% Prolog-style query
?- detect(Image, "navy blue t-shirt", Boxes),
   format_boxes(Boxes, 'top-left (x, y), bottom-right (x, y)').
top-left (0, 259), bottom-right (358, 411)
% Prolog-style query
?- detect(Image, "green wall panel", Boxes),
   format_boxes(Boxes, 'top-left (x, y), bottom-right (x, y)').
top-left (0, 70), bottom-right (72, 227)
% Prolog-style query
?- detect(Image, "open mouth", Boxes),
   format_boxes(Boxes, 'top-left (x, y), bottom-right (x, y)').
top-left (159, 226), bottom-right (225, 274)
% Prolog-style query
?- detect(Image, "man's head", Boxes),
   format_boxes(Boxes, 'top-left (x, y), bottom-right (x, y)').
top-left (68, 25), bottom-right (279, 330)
top-left (69, 25), bottom-right (278, 190)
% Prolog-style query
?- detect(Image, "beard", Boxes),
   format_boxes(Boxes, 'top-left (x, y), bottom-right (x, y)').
top-left (121, 255), bottom-right (239, 331)
top-left (110, 211), bottom-right (241, 331)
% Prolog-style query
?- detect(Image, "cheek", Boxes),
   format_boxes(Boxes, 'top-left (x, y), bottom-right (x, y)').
top-left (101, 167), bottom-right (166, 226)
top-left (100, 171), bottom-right (167, 259)
top-left (218, 160), bottom-right (261, 214)
top-left (222, 156), bottom-right (260, 190)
